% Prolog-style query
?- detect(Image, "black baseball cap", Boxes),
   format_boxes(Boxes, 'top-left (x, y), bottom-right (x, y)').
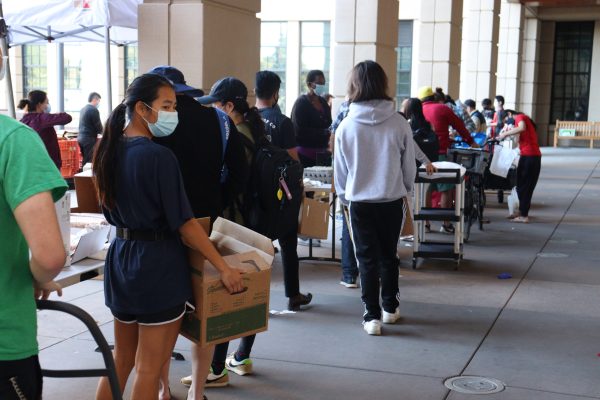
top-left (196, 77), bottom-right (248, 105)
top-left (147, 65), bottom-right (204, 97)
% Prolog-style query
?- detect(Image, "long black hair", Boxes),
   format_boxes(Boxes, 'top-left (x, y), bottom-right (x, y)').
top-left (504, 109), bottom-right (537, 130)
top-left (405, 97), bottom-right (432, 133)
top-left (17, 90), bottom-right (47, 112)
top-left (224, 97), bottom-right (266, 143)
top-left (92, 73), bottom-right (174, 209)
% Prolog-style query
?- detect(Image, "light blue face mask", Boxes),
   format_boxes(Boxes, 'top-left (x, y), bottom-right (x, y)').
top-left (142, 103), bottom-right (178, 137)
top-left (313, 83), bottom-right (326, 96)
top-left (45, 104), bottom-right (51, 113)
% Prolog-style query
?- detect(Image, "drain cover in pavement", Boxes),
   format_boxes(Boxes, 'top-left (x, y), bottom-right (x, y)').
top-left (444, 376), bottom-right (505, 394)
top-left (537, 252), bottom-right (569, 258)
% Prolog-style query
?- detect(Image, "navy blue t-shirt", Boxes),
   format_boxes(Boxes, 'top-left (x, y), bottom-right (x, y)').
top-left (103, 137), bottom-right (194, 315)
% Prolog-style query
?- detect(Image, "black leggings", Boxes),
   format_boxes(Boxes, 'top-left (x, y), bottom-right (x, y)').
top-left (517, 155), bottom-right (541, 217)
top-left (0, 356), bottom-right (42, 400)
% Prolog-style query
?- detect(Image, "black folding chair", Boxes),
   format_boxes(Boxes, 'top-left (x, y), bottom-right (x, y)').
top-left (36, 300), bottom-right (122, 400)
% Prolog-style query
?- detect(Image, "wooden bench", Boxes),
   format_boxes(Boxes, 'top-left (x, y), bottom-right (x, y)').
top-left (553, 120), bottom-right (600, 148)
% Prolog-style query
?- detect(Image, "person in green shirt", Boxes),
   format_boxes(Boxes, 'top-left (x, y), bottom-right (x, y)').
top-left (0, 50), bottom-right (69, 400)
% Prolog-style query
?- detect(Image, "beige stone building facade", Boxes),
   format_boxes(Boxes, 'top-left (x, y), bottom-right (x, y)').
top-left (2, 0), bottom-right (600, 146)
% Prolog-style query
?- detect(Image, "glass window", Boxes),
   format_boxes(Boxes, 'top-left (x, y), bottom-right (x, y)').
top-left (64, 44), bottom-right (82, 90)
top-left (22, 45), bottom-right (47, 94)
top-left (299, 21), bottom-right (330, 95)
top-left (260, 22), bottom-right (288, 110)
top-left (550, 21), bottom-right (594, 122)
top-left (63, 44), bottom-right (83, 112)
top-left (396, 20), bottom-right (413, 109)
top-left (124, 44), bottom-right (138, 89)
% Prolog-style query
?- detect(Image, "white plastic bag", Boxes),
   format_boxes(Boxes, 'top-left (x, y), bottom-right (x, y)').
top-left (490, 141), bottom-right (517, 178)
top-left (507, 187), bottom-right (520, 216)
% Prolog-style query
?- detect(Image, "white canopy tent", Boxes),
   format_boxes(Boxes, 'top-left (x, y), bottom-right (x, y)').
top-left (0, 0), bottom-right (142, 117)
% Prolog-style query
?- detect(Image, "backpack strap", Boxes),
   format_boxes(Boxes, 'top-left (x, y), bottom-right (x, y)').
top-left (215, 108), bottom-right (231, 183)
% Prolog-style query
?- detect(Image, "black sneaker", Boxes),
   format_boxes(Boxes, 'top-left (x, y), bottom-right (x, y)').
top-left (288, 292), bottom-right (313, 311)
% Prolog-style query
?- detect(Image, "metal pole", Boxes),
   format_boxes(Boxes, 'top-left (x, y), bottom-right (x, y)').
top-left (105, 26), bottom-right (112, 111)
top-left (0, 1), bottom-right (16, 118)
top-left (57, 43), bottom-right (64, 112)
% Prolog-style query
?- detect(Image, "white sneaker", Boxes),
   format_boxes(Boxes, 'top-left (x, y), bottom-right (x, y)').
top-left (362, 319), bottom-right (382, 335)
top-left (225, 353), bottom-right (253, 376)
top-left (382, 307), bottom-right (400, 324)
top-left (339, 278), bottom-right (358, 288)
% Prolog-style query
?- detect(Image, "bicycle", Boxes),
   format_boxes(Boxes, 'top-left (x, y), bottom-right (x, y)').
top-left (447, 147), bottom-right (490, 242)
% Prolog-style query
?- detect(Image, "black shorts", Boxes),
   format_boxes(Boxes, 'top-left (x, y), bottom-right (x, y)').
top-left (0, 355), bottom-right (42, 400)
top-left (112, 303), bottom-right (188, 326)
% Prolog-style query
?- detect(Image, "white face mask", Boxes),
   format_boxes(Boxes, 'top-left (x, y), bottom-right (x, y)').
top-left (142, 102), bottom-right (178, 137)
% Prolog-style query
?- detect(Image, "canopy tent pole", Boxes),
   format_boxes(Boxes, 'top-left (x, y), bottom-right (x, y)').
top-left (0, 1), bottom-right (16, 118)
top-left (105, 26), bottom-right (112, 111)
top-left (57, 42), bottom-right (64, 113)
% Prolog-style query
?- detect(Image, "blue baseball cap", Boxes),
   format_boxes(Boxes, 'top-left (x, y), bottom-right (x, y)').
top-left (147, 65), bottom-right (204, 97)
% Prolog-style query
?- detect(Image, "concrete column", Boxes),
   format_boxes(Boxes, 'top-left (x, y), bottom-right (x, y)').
top-left (285, 21), bottom-right (301, 116)
top-left (534, 21), bottom-right (555, 146)
top-left (495, 0), bottom-right (524, 109)
top-left (331, 0), bottom-right (399, 112)
top-left (417, 0), bottom-right (463, 98)
top-left (459, 0), bottom-right (500, 103)
top-left (139, 0), bottom-right (260, 94)
top-left (518, 17), bottom-right (540, 118)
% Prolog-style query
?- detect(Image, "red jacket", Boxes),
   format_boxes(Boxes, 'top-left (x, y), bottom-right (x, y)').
top-left (21, 112), bottom-right (72, 168)
top-left (422, 101), bottom-right (472, 154)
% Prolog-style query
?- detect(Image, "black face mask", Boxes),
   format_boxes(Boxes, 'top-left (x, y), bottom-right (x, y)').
top-left (506, 118), bottom-right (515, 125)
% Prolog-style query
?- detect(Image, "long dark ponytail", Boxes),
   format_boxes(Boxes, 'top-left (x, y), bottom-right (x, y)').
top-left (405, 97), bottom-right (432, 133)
top-left (230, 98), bottom-right (266, 142)
top-left (92, 73), bottom-right (174, 209)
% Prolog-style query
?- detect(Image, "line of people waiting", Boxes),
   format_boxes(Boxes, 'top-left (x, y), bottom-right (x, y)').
top-left (1, 46), bottom-right (541, 399)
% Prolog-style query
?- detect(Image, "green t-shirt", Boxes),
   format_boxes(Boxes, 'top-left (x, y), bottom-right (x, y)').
top-left (0, 115), bottom-right (67, 361)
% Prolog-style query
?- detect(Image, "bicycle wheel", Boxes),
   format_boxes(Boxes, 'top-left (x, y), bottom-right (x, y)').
top-left (463, 183), bottom-right (474, 242)
top-left (478, 184), bottom-right (486, 230)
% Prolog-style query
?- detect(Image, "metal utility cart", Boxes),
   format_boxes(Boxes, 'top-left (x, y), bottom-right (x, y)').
top-left (412, 167), bottom-right (465, 269)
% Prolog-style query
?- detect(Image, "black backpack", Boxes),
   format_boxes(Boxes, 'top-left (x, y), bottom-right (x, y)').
top-left (238, 135), bottom-right (304, 240)
top-left (413, 127), bottom-right (440, 163)
top-left (472, 110), bottom-right (486, 127)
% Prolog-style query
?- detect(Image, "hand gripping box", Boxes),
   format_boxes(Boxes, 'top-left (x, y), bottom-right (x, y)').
top-left (181, 217), bottom-right (274, 347)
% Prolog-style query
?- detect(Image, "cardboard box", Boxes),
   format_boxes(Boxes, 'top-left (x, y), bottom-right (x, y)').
top-left (54, 192), bottom-right (72, 267)
top-left (298, 197), bottom-right (330, 240)
top-left (73, 170), bottom-right (101, 213)
top-left (180, 217), bottom-right (274, 347)
top-left (69, 226), bottom-right (110, 263)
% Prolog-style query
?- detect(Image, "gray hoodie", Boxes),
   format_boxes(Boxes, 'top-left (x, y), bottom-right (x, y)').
top-left (334, 99), bottom-right (416, 205)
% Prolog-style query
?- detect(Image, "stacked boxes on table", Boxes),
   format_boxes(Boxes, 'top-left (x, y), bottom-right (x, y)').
top-left (303, 166), bottom-right (333, 185)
